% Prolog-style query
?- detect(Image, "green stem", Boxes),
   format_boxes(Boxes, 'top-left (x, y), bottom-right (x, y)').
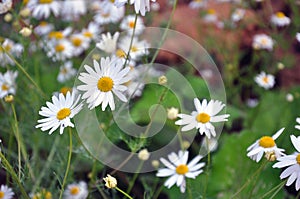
top-left (11, 103), bottom-right (35, 180)
top-left (58, 128), bottom-right (73, 199)
top-left (152, 183), bottom-right (164, 199)
top-left (0, 151), bottom-right (30, 199)
top-left (32, 135), bottom-right (60, 193)
top-left (203, 137), bottom-right (211, 199)
top-left (116, 187), bottom-right (133, 199)
top-left (123, 14), bottom-right (138, 68)
top-left (0, 45), bottom-right (46, 99)
top-left (231, 160), bottom-right (268, 198)
top-left (126, 161), bottom-right (144, 195)
top-left (260, 179), bottom-right (287, 199)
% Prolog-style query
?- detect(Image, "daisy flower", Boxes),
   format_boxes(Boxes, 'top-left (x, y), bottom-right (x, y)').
top-left (175, 98), bottom-right (230, 139)
top-left (27, 0), bottom-right (60, 19)
top-left (69, 33), bottom-right (90, 56)
top-left (60, 0), bottom-right (87, 21)
top-left (252, 34), bottom-right (274, 51)
top-left (188, 0), bottom-right (207, 9)
top-left (120, 15), bottom-right (145, 36)
top-left (231, 8), bottom-right (245, 22)
top-left (77, 57), bottom-right (131, 111)
top-left (63, 181), bottom-right (88, 199)
top-left (0, 0), bottom-right (12, 14)
top-left (81, 22), bottom-right (102, 41)
top-left (57, 61), bottom-right (77, 83)
top-left (0, 70), bottom-right (18, 99)
top-left (118, 36), bottom-right (149, 60)
top-left (254, 71), bottom-right (275, 90)
top-left (247, 128), bottom-right (285, 162)
top-left (93, 1), bottom-right (124, 25)
top-left (96, 32), bottom-right (120, 54)
top-left (156, 150), bottom-right (205, 193)
top-left (295, 117), bottom-right (300, 130)
top-left (34, 21), bottom-right (54, 36)
top-left (203, 9), bottom-right (218, 23)
top-left (47, 28), bottom-right (73, 41)
top-left (46, 39), bottom-right (74, 62)
top-left (36, 91), bottom-right (83, 135)
top-left (114, 0), bottom-right (156, 16)
top-left (273, 135), bottom-right (300, 190)
top-left (270, 12), bottom-right (291, 27)
top-left (0, 38), bottom-right (23, 66)
top-left (0, 185), bottom-right (14, 199)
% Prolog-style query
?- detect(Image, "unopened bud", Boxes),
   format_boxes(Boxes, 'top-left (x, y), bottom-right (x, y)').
top-left (158, 75), bottom-right (167, 85)
top-left (151, 160), bottom-right (160, 168)
top-left (19, 27), bottom-right (32, 37)
top-left (4, 95), bottom-right (14, 103)
top-left (138, 149), bottom-right (150, 161)
top-left (20, 8), bottom-right (31, 18)
top-left (4, 13), bottom-right (13, 22)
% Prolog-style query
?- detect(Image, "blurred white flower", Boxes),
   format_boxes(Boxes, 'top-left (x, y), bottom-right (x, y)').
top-left (118, 36), bottom-right (149, 61)
top-left (64, 181), bottom-right (88, 199)
top-left (0, 0), bottom-right (12, 14)
top-left (70, 33), bottom-right (90, 56)
top-left (0, 185), bottom-right (14, 199)
top-left (115, 0), bottom-right (156, 16)
top-left (189, 0), bottom-right (207, 9)
top-left (96, 32), bottom-right (120, 54)
top-left (270, 12), bottom-right (291, 27)
top-left (203, 9), bottom-right (218, 23)
top-left (252, 34), bottom-right (274, 51)
top-left (34, 21), bottom-right (54, 36)
top-left (57, 61), bottom-right (77, 83)
top-left (120, 15), bottom-right (145, 36)
top-left (60, 0), bottom-right (87, 21)
top-left (46, 39), bottom-right (74, 62)
top-left (286, 93), bottom-right (294, 102)
top-left (0, 38), bottom-right (23, 66)
top-left (231, 9), bottom-right (245, 22)
top-left (27, 0), bottom-right (60, 19)
top-left (93, 1), bottom-right (124, 25)
top-left (0, 70), bottom-right (18, 99)
top-left (254, 71), bottom-right (275, 90)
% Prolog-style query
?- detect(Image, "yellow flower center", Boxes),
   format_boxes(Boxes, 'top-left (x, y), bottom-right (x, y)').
top-left (196, 113), bottom-right (211, 123)
top-left (131, 46), bottom-right (138, 52)
top-left (39, 21), bottom-right (48, 26)
top-left (0, 191), bottom-right (5, 198)
top-left (110, 0), bottom-right (115, 3)
top-left (296, 154), bottom-right (300, 165)
top-left (55, 44), bottom-right (65, 52)
top-left (70, 186), bottom-right (80, 195)
top-left (48, 31), bottom-right (64, 40)
top-left (102, 12), bottom-right (110, 18)
top-left (259, 136), bottom-right (275, 148)
top-left (83, 31), bottom-right (93, 38)
top-left (56, 108), bottom-right (71, 120)
top-left (128, 21), bottom-right (135, 29)
top-left (116, 49), bottom-right (126, 58)
top-left (195, 0), bottom-right (202, 2)
top-left (3, 44), bottom-right (12, 52)
top-left (262, 76), bottom-right (269, 84)
top-left (261, 38), bottom-right (268, 45)
top-left (97, 76), bottom-right (114, 92)
top-left (39, 0), bottom-right (53, 4)
top-left (72, 37), bottom-right (82, 47)
top-left (176, 164), bottom-right (189, 175)
top-left (60, 87), bottom-right (72, 96)
top-left (23, 0), bottom-right (29, 5)
top-left (1, 84), bottom-right (9, 91)
top-left (276, 12), bottom-right (285, 18)
top-left (207, 9), bottom-right (216, 15)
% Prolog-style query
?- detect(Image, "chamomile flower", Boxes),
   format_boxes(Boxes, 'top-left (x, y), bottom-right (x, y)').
top-left (273, 135), bottom-right (300, 190)
top-left (295, 117), bottom-right (300, 131)
top-left (118, 36), bottom-right (149, 60)
top-left (0, 38), bottom-right (23, 66)
top-left (156, 150), bottom-right (205, 193)
top-left (114, 0), bottom-right (156, 16)
top-left (254, 71), bottom-right (275, 90)
top-left (188, 0), bottom-right (207, 9)
top-left (247, 128), bottom-right (285, 162)
top-left (203, 9), bottom-right (218, 23)
top-left (0, 185), bottom-right (14, 199)
top-left (252, 34), bottom-right (274, 51)
top-left (46, 39), bottom-right (74, 62)
top-left (77, 57), bottom-right (131, 111)
top-left (96, 32), bottom-right (120, 54)
top-left (0, 70), bottom-right (18, 99)
top-left (34, 21), bottom-right (54, 36)
top-left (120, 15), bottom-right (145, 36)
top-left (0, 0), bottom-right (12, 14)
top-left (175, 98), bottom-right (230, 139)
top-left (57, 61), bottom-right (77, 83)
top-left (60, 0), bottom-right (87, 21)
top-left (270, 12), bottom-right (291, 27)
top-left (63, 181), bottom-right (88, 199)
top-left (93, 1), bottom-right (124, 25)
top-left (81, 22), bottom-right (102, 41)
top-left (231, 8), bottom-right (245, 22)
top-left (70, 33), bottom-right (90, 56)
top-left (36, 91), bottom-right (83, 135)
top-left (47, 28), bottom-right (72, 41)
top-left (27, 0), bottom-right (60, 19)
